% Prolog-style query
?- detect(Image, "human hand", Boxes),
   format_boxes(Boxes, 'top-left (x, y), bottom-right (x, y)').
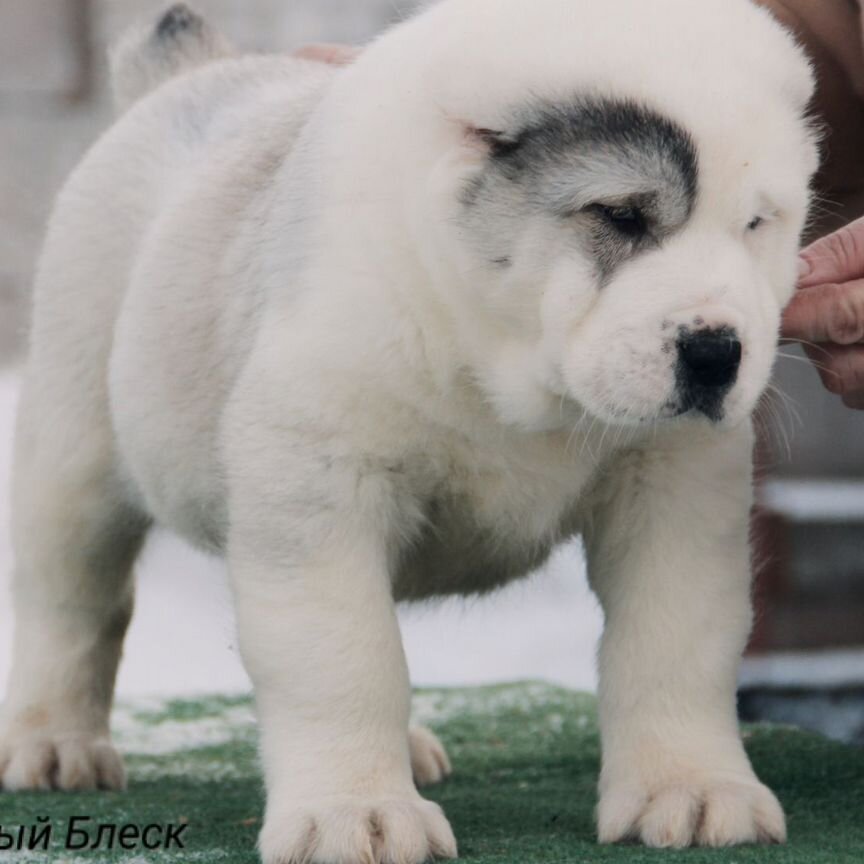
top-left (782, 216), bottom-right (864, 409)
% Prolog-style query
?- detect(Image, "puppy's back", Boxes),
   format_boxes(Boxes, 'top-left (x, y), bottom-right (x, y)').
top-left (25, 22), bottom-right (335, 502)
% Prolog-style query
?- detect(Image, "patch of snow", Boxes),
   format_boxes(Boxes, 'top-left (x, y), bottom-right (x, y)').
top-left (112, 703), bottom-right (256, 756)
top-left (411, 681), bottom-right (587, 727)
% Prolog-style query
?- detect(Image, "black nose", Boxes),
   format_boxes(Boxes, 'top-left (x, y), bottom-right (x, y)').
top-left (677, 329), bottom-right (742, 390)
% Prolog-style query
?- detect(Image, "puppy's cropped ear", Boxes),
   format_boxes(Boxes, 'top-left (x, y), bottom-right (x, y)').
top-left (462, 124), bottom-right (520, 158)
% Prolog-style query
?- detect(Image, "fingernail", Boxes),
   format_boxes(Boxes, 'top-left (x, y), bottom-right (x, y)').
top-left (797, 257), bottom-right (812, 280)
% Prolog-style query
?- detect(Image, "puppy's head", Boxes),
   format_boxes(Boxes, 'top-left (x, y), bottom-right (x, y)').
top-left (382, 0), bottom-right (820, 431)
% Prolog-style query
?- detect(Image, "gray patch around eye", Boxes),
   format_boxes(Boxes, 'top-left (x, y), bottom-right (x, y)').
top-left (460, 97), bottom-right (699, 281)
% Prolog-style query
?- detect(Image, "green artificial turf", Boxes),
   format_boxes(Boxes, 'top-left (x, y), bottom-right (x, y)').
top-left (1, 682), bottom-right (863, 862)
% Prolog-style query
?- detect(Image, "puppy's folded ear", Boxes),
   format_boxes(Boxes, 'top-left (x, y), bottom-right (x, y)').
top-left (462, 124), bottom-right (520, 157)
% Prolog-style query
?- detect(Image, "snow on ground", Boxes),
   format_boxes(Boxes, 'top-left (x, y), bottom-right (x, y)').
top-left (0, 370), bottom-right (603, 697)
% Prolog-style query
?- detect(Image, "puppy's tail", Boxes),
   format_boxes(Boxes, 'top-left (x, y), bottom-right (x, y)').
top-left (109, 3), bottom-right (235, 113)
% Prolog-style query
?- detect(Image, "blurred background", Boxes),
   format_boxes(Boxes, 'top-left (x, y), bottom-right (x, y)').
top-left (0, 0), bottom-right (862, 743)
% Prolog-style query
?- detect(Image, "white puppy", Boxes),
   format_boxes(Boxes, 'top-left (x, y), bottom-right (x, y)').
top-left (0, 0), bottom-right (817, 861)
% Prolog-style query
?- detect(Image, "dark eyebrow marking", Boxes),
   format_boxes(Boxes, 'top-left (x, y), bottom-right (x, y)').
top-left (491, 97), bottom-right (698, 212)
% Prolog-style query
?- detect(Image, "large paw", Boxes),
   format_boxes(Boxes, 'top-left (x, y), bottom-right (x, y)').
top-left (598, 775), bottom-right (786, 848)
top-left (260, 794), bottom-right (457, 864)
top-left (0, 733), bottom-right (126, 792)
top-left (409, 726), bottom-right (452, 787)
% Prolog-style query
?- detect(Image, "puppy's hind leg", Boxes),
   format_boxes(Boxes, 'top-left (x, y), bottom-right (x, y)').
top-left (0, 382), bottom-right (149, 792)
top-left (409, 726), bottom-right (452, 788)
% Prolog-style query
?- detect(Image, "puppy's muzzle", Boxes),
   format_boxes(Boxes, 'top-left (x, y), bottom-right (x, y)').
top-left (676, 328), bottom-right (741, 420)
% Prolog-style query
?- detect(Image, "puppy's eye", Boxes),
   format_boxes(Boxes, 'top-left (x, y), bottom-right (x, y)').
top-left (592, 204), bottom-right (647, 238)
top-left (747, 215), bottom-right (765, 231)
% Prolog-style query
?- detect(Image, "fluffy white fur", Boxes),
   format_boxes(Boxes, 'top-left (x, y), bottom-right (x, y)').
top-left (0, 1), bottom-right (817, 861)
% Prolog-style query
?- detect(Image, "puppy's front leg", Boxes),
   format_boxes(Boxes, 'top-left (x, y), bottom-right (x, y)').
top-left (585, 422), bottom-right (784, 848)
top-left (230, 517), bottom-right (456, 864)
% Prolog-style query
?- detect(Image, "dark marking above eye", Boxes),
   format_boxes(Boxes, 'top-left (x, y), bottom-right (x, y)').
top-left (490, 256), bottom-right (512, 268)
top-left (482, 99), bottom-right (699, 213)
